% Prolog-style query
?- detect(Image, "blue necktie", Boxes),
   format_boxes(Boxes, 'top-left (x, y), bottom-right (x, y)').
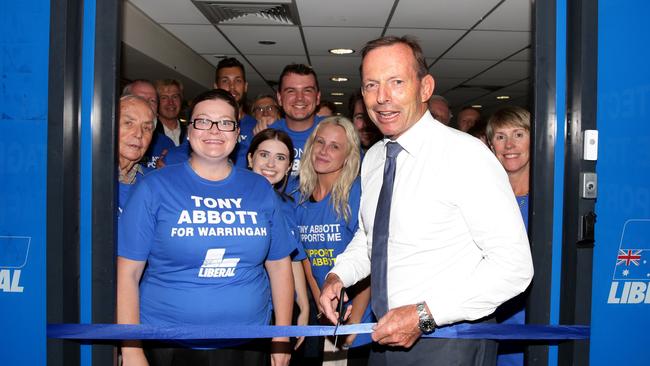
top-left (371, 141), bottom-right (403, 318)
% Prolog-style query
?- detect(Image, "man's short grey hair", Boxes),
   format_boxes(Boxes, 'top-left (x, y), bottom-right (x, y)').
top-left (121, 79), bottom-right (156, 97)
top-left (120, 94), bottom-right (157, 128)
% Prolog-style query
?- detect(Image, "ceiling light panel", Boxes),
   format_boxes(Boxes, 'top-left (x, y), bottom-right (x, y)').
top-left (390, 0), bottom-right (496, 29)
top-left (386, 28), bottom-right (466, 59)
top-left (431, 77), bottom-right (469, 93)
top-left (219, 25), bottom-right (303, 55)
top-left (329, 48), bottom-right (354, 55)
top-left (444, 88), bottom-right (490, 103)
top-left (476, 0), bottom-right (532, 31)
top-left (297, 0), bottom-right (395, 27)
top-left (303, 26), bottom-right (381, 56)
top-left (476, 60), bottom-right (529, 81)
top-left (244, 54), bottom-right (309, 75)
top-left (428, 58), bottom-right (497, 79)
top-left (444, 31), bottom-right (531, 60)
top-left (162, 24), bottom-right (236, 54)
top-left (130, 0), bottom-right (211, 24)
top-left (508, 48), bottom-right (532, 61)
top-left (309, 55), bottom-right (362, 76)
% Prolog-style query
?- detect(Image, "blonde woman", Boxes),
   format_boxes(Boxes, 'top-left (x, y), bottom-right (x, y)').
top-left (296, 116), bottom-right (372, 365)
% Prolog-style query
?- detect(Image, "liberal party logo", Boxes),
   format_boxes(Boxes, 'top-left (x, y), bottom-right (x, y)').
top-left (0, 236), bottom-right (30, 293)
top-left (608, 219), bottom-right (650, 304)
top-left (198, 248), bottom-right (240, 278)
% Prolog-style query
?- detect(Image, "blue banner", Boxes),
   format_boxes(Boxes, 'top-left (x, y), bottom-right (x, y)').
top-left (592, 1), bottom-right (650, 365)
top-left (0, 1), bottom-right (49, 365)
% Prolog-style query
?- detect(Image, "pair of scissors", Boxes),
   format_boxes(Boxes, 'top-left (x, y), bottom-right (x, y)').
top-left (332, 287), bottom-right (346, 348)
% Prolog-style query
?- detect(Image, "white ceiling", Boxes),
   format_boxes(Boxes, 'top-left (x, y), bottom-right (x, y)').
top-left (125, 0), bottom-right (532, 115)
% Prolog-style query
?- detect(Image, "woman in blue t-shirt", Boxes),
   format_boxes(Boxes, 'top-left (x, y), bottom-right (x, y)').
top-left (296, 116), bottom-right (373, 365)
top-left (487, 106), bottom-right (532, 366)
top-left (246, 128), bottom-right (310, 350)
top-left (117, 89), bottom-right (294, 366)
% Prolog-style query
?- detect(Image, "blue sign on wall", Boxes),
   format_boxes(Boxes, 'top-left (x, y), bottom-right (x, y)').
top-left (592, 1), bottom-right (650, 364)
top-left (0, 1), bottom-right (49, 365)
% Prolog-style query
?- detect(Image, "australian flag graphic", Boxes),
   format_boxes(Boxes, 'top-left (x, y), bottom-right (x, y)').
top-left (613, 220), bottom-right (650, 281)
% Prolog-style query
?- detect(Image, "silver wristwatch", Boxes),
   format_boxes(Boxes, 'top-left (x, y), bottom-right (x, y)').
top-left (416, 301), bottom-right (436, 334)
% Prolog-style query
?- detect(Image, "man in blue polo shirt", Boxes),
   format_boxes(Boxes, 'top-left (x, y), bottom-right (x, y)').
top-left (254, 64), bottom-right (324, 184)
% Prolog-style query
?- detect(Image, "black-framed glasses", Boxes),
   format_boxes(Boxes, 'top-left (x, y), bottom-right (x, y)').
top-left (252, 105), bottom-right (278, 113)
top-left (191, 118), bottom-right (238, 131)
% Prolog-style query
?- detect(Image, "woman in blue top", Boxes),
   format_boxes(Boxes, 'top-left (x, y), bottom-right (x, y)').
top-left (246, 128), bottom-right (310, 350)
top-left (117, 89), bottom-right (294, 366)
top-left (487, 106), bottom-right (531, 366)
top-left (296, 116), bottom-right (372, 365)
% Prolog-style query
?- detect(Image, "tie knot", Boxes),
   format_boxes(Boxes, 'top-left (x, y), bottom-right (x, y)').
top-left (385, 142), bottom-right (403, 159)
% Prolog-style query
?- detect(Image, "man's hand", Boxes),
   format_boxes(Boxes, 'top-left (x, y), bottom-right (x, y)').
top-left (155, 149), bottom-right (168, 169)
top-left (371, 304), bottom-right (421, 348)
top-left (253, 118), bottom-right (272, 135)
top-left (318, 274), bottom-right (351, 325)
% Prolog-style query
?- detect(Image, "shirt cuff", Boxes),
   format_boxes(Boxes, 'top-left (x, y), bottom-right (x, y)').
top-left (424, 297), bottom-right (465, 327)
top-left (328, 263), bottom-right (358, 288)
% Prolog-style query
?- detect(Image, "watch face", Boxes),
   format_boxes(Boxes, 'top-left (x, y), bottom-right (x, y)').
top-left (419, 319), bottom-right (435, 333)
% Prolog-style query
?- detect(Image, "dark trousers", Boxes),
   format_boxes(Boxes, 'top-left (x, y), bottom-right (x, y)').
top-left (368, 338), bottom-right (497, 366)
top-left (144, 340), bottom-right (268, 366)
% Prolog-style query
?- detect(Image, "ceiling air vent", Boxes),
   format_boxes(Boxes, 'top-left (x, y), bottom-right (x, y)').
top-left (192, 1), bottom-right (299, 25)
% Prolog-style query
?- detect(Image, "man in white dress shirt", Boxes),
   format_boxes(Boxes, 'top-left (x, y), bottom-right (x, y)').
top-left (319, 36), bottom-right (534, 365)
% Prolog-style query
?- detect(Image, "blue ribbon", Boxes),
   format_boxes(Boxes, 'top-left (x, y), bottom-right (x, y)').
top-left (48, 323), bottom-right (589, 342)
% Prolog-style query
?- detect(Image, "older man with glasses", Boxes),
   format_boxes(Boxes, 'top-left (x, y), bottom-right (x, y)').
top-left (251, 94), bottom-right (281, 127)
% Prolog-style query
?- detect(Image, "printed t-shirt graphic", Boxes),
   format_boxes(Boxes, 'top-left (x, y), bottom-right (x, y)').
top-left (295, 178), bottom-right (374, 346)
top-left (118, 162), bottom-right (293, 326)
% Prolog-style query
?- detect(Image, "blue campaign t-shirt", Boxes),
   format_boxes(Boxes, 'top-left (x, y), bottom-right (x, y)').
top-left (295, 178), bottom-right (373, 346)
top-left (269, 116), bottom-right (323, 177)
top-left (118, 163), bottom-right (294, 327)
top-left (231, 114), bottom-right (257, 168)
top-left (163, 140), bottom-right (191, 166)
